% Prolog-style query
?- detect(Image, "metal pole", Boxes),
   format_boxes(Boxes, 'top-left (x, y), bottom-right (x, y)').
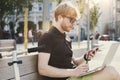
top-left (78, 21), bottom-right (81, 48)
top-left (113, 0), bottom-right (116, 40)
top-left (115, 0), bottom-right (119, 38)
top-left (13, 51), bottom-right (20, 80)
top-left (87, 0), bottom-right (90, 50)
top-left (34, 0), bottom-right (39, 41)
top-left (34, 0), bottom-right (39, 31)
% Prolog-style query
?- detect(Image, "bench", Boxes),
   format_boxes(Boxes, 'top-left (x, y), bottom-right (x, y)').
top-left (0, 39), bottom-right (16, 52)
top-left (0, 54), bottom-right (39, 80)
top-left (0, 39), bottom-right (16, 58)
top-left (0, 48), bottom-right (87, 80)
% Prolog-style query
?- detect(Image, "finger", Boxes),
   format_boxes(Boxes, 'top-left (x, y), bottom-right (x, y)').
top-left (78, 65), bottom-right (89, 69)
top-left (82, 68), bottom-right (89, 72)
top-left (82, 65), bottom-right (89, 70)
top-left (87, 53), bottom-right (95, 59)
top-left (89, 52), bottom-right (95, 57)
top-left (93, 48), bottom-right (99, 53)
top-left (87, 51), bottom-right (94, 58)
top-left (80, 64), bottom-right (89, 67)
top-left (86, 50), bottom-right (92, 54)
top-left (86, 51), bottom-right (91, 57)
top-left (92, 50), bottom-right (96, 54)
top-left (95, 48), bottom-right (99, 51)
top-left (79, 67), bottom-right (89, 72)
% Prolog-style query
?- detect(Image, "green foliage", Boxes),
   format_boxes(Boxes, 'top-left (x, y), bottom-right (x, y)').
top-left (90, 3), bottom-right (101, 30)
top-left (9, 21), bottom-right (14, 29)
top-left (0, 0), bottom-right (33, 24)
top-left (77, 0), bottom-right (86, 14)
top-left (38, 0), bottom-right (43, 2)
top-left (58, 0), bottom-right (62, 3)
top-left (55, 0), bottom-right (62, 4)
top-left (0, 21), bottom-right (5, 29)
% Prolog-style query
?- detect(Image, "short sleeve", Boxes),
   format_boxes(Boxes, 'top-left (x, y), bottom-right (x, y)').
top-left (38, 33), bottom-right (54, 53)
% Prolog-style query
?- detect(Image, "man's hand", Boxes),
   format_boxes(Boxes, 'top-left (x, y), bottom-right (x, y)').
top-left (71, 64), bottom-right (89, 77)
top-left (84, 48), bottom-right (99, 61)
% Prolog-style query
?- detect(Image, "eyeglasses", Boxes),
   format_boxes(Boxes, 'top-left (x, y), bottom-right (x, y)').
top-left (62, 15), bottom-right (76, 23)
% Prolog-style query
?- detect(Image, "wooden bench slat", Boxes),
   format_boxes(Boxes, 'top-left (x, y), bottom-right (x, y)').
top-left (0, 54), bottom-right (39, 80)
top-left (18, 54), bottom-right (38, 75)
top-left (0, 39), bottom-right (16, 52)
top-left (0, 57), bottom-right (15, 79)
top-left (20, 72), bottom-right (39, 80)
top-left (10, 72), bottom-right (39, 80)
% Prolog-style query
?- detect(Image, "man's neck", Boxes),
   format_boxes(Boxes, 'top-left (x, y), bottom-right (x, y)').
top-left (54, 23), bottom-right (64, 34)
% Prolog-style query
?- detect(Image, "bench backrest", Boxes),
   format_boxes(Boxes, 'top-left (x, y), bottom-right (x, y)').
top-left (0, 39), bottom-right (16, 52)
top-left (0, 54), bottom-right (39, 80)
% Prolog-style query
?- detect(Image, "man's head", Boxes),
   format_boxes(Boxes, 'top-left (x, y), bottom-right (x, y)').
top-left (54, 2), bottom-right (79, 32)
top-left (54, 2), bottom-right (78, 22)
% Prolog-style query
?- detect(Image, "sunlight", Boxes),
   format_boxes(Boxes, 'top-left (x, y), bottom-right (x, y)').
top-left (89, 0), bottom-right (99, 8)
top-left (92, 0), bottom-right (99, 4)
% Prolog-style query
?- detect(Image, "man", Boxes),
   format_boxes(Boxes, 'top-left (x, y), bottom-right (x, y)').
top-left (95, 31), bottom-right (100, 40)
top-left (38, 2), bottom-right (120, 80)
top-left (95, 31), bottom-right (100, 44)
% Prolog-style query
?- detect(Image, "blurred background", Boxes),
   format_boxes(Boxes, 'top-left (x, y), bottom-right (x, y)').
top-left (0, 0), bottom-right (120, 49)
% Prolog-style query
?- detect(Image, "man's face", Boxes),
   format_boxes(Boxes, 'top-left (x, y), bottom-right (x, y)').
top-left (61, 15), bottom-right (76, 32)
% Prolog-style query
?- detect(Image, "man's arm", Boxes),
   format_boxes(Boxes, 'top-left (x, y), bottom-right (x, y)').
top-left (72, 49), bottom-right (97, 65)
top-left (72, 55), bottom-right (86, 66)
top-left (38, 53), bottom-right (88, 78)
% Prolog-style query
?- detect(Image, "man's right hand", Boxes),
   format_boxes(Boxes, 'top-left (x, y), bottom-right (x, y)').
top-left (71, 64), bottom-right (89, 77)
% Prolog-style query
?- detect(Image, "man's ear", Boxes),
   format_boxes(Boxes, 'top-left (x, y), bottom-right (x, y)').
top-left (58, 15), bottom-right (63, 21)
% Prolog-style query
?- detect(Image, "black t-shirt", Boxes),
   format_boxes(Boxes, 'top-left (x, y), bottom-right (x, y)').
top-left (38, 27), bottom-right (74, 80)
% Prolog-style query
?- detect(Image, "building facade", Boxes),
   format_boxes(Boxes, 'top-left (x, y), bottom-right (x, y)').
top-left (16, 0), bottom-right (120, 40)
top-left (116, 0), bottom-right (120, 39)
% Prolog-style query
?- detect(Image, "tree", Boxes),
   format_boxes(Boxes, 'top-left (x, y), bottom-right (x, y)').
top-left (77, 0), bottom-right (86, 17)
top-left (89, 2), bottom-right (101, 48)
top-left (0, 0), bottom-right (32, 28)
top-left (90, 2), bottom-right (101, 32)
top-left (76, 0), bottom-right (87, 46)
top-left (54, 0), bottom-right (62, 4)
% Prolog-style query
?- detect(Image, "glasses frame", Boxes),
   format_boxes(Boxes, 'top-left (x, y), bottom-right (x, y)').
top-left (62, 15), bottom-right (76, 23)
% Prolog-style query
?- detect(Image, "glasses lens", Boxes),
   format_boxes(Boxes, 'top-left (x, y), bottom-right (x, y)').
top-left (62, 15), bottom-right (76, 23)
top-left (70, 18), bottom-right (76, 23)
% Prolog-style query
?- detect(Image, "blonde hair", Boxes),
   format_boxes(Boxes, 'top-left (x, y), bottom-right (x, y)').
top-left (54, 2), bottom-right (78, 21)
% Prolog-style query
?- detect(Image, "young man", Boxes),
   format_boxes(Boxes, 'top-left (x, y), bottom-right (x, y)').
top-left (38, 2), bottom-right (120, 80)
